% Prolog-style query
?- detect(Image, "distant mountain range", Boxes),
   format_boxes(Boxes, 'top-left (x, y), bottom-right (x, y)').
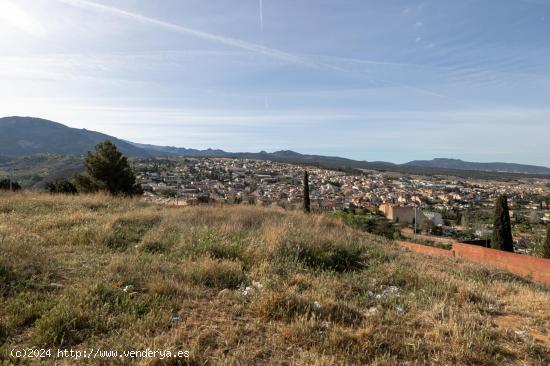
top-left (2, 116), bottom-right (550, 180)
top-left (404, 158), bottom-right (550, 175)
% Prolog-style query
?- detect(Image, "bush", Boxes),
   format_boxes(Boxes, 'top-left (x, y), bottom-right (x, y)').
top-left (328, 211), bottom-right (396, 239)
top-left (45, 180), bottom-right (78, 194)
top-left (0, 179), bottom-right (21, 191)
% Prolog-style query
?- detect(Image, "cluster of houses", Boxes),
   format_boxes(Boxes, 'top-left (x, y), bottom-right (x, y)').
top-left (135, 158), bottom-right (550, 235)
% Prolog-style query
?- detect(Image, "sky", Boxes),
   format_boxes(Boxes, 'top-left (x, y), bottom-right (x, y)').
top-left (0, 0), bottom-right (549, 165)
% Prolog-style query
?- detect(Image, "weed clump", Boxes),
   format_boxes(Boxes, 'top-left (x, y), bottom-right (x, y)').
top-left (34, 303), bottom-right (91, 347)
top-left (104, 214), bottom-right (161, 250)
top-left (184, 258), bottom-right (246, 289)
top-left (254, 291), bottom-right (364, 326)
top-left (275, 239), bottom-right (366, 272)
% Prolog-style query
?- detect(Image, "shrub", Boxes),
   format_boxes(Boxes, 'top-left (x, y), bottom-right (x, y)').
top-left (45, 180), bottom-right (78, 194)
top-left (327, 211), bottom-right (396, 239)
top-left (0, 179), bottom-right (21, 191)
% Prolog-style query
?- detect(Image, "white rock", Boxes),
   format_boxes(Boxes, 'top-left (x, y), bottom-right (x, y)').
top-left (367, 307), bottom-right (379, 316)
top-left (123, 285), bottom-right (134, 293)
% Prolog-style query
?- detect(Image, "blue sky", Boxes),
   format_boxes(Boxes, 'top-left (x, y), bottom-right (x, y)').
top-left (1, 0), bottom-right (549, 165)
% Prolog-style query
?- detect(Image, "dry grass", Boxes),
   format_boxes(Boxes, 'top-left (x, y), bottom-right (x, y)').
top-left (0, 191), bottom-right (549, 365)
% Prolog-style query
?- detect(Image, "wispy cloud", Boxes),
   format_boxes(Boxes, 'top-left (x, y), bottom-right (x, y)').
top-left (55, 0), bottom-right (316, 67)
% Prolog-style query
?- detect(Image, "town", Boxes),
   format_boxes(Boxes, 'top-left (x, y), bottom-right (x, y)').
top-left (136, 157), bottom-right (550, 253)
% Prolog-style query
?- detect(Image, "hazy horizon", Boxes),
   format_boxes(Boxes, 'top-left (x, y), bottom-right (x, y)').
top-left (1, 0), bottom-right (549, 165)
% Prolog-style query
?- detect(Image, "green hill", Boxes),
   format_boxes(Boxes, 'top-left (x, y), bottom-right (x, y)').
top-left (0, 116), bottom-right (149, 157)
top-left (1, 193), bottom-right (549, 364)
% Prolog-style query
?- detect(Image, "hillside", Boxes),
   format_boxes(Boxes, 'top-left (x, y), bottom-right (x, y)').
top-left (1, 193), bottom-right (549, 365)
top-left (0, 154), bottom-right (84, 189)
top-left (405, 158), bottom-right (550, 175)
top-left (0, 117), bottom-right (149, 157)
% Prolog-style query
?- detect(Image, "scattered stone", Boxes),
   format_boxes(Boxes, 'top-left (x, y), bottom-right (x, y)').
top-left (367, 307), bottom-right (379, 316)
top-left (515, 330), bottom-right (527, 338)
top-left (383, 286), bottom-right (400, 295)
top-left (241, 281), bottom-right (263, 297)
top-left (49, 282), bottom-right (64, 289)
top-left (218, 289), bottom-right (230, 297)
top-left (122, 285), bottom-right (134, 293)
top-left (242, 286), bottom-right (254, 296)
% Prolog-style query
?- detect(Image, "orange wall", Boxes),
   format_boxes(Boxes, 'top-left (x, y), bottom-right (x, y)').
top-left (396, 241), bottom-right (550, 286)
top-left (452, 243), bottom-right (550, 285)
top-left (396, 241), bottom-right (454, 257)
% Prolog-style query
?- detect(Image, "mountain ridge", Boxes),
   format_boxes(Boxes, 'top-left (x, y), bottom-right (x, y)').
top-left (2, 116), bottom-right (549, 177)
top-left (404, 158), bottom-right (550, 175)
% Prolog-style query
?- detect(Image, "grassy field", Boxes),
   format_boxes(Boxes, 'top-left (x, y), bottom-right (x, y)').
top-left (1, 192), bottom-right (549, 365)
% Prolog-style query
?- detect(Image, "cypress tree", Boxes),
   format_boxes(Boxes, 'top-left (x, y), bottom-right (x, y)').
top-left (491, 195), bottom-right (514, 252)
top-left (543, 225), bottom-right (550, 259)
top-left (303, 171), bottom-right (311, 213)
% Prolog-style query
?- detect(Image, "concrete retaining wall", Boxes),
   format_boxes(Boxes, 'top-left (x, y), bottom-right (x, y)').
top-left (396, 241), bottom-right (550, 286)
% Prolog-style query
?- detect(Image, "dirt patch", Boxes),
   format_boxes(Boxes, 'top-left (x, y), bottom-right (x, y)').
top-left (495, 314), bottom-right (550, 347)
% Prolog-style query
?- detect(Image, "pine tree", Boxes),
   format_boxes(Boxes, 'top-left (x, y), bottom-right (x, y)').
top-left (0, 179), bottom-right (21, 191)
top-left (491, 195), bottom-right (514, 252)
top-left (81, 140), bottom-right (142, 196)
top-left (543, 225), bottom-right (550, 259)
top-left (303, 170), bottom-right (311, 213)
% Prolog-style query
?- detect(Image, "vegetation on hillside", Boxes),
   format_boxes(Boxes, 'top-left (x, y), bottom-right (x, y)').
top-left (0, 154), bottom-right (83, 189)
top-left (1, 193), bottom-right (549, 365)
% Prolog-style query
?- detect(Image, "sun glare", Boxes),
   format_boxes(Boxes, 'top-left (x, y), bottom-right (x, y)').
top-left (0, 0), bottom-right (46, 37)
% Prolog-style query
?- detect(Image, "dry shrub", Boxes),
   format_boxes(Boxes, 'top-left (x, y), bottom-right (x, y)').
top-left (254, 291), bottom-right (363, 326)
top-left (181, 258), bottom-right (246, 289)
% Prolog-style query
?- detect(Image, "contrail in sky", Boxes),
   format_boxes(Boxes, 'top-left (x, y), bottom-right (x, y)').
top-left (54, 0), bottom-right (463, 104)
top-left (259, 0), bottom-right (264, 34)
top-left (55, 0), bottom-right (314, 67)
